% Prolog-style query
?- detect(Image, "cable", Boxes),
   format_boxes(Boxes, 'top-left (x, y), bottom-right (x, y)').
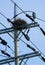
top-left (11, 11), bottom-right (33, 20)
top-left (1, 50), bottom-right (11, 57)
top-left (29, 39), bottom-right (45, 57)
top-left (0, 11), bottom-right (33, 20)
top-left (10, 0), bottom-right (36, 23)
top-left (10, 0), bottom-right (37, 23)
top-left (19, 29), bottom-right (30, 41)
top-left (29, 41), bottom-right (45, 62)
top-left (0, 22), bottom-right (14, 39)
top-left (0, 9), bottom-right (45, 23)
top-left (39, 26), bottom-right (45, 36)
top-left (0, 49), bottom-right (8, 57)
top-left (29, 40), bottom-right (45, 63)
top-left (0, 37), bottom-right (14, 53)
top-left (0, 0), bottom-right (45, 58)
top-left (0, 11), bottom-right (31, 39)
top-left (0, 54), bottom-right (7, 57)
top-left (18, 38), bottom-right (36, 52)
top-left (1, 13), bottom-right (44, 49)
top-left (0, 12), bottom-right (7, 19)
top-left (10, 0), bottom-right (28, 14)
top-left (24, 59), bottom-right (29, 65)
top-left (7, 45), bottom-right (14, 53)
top-left (18, 37), bottom-right (45, 62)
top-left (8, 62), bottom-right (11, 65)
top-left (0, 10), bottom-right (45, 24)
top-left (26, 28), bottom-right (30, 34)
top-left (18, 30), bottom-right (27, 41)
top-left (20, 59), bottom-right (28, 65)
top-left (36, 17), bottom-right (45, 22)
top-left (19, 58), bottom-right (24, 65)
top-left (11, 11), bottom-right (45, 23)
top-left (22, 32), bottom-right (30, 41)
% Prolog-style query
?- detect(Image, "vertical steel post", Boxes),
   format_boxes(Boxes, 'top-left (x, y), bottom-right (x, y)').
top-left (14, 3), bottom-right (19, 65)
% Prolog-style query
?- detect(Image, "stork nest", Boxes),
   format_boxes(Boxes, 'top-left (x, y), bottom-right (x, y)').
top-left (12, 18), bottom-right (27, 30)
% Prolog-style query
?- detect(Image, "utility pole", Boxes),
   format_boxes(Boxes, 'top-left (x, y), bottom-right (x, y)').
top-left (14, 3), bottom-right (19, 65)
top-left (0, 0), bottom-right (45, 65)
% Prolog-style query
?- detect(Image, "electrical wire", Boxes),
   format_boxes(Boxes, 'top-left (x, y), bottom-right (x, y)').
top-left (0, 12), bottom-right (7, 19)
top-left (0, 10), bottom-right (45, 24)
top-left (0, 37), bottom-right (14, 53)
top-left (0, 11), bottom-right (45, 59)
top-left (29, 40), bottom-right (45, 62)
top-left (0, 22), bottom-right (28, 54)
top-left (1, 50), bottom-right (11, 57)
top-left (8, 62), bottom-right (11, 65)
top-left (0, 48), bottom-right (11, 65)
top-left (19, 59), bottom-right (28, 65)
top-left (0, 19), bottom-right (21, 40)
top-left (11, 11), bottom-right (33, 20)
top-left (0, 0), bottom-right (45, 23)
top-left (19, 30), bottom-right (27, 40)
top-left (0, 22), bottom-right (14, 39)
top-left (18, 37), bottom-right (45, 61)
top-left (36, 17), bottom-right (45, 22)
top-left (10, 0), bottom-right (29, 14)
top-left (10, 0), bottom-right (45, 23)
top-left (0, 11), bottom-right (31, 40)
top-left (0, 64), bottom-right (2, 65)
top-left (0, 11), bottom-right (33, 21)
top-left (0, 0), bottom-right (45, 63)
top-left (29, 39), bottom-right (45, 57)
top-left (0, 13), bottom-right (28, 41)
top-left (24, 59), bottom-right (29, 65)
top-left (17, 27), bottom-right (30, 41)
top-left (0, 49), bottom-right (7, 57)
top-left (38, 26), bottom-right (45, 36)
top-left (0, 21), bottom-right (15, 53)
top-left (0, 54), bottom-right (7, 57)
top-left (19, 58), bottom-right (24, 65)
top-left (18, 37), bottom-right (27, 45)
top-left (18, 37), bottom-right (36, 52)
top-left (11, 11), bottom-right (45, 23)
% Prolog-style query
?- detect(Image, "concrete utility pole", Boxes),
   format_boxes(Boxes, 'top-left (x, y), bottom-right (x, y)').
top-left (14, 3), bottom-right (19, 65)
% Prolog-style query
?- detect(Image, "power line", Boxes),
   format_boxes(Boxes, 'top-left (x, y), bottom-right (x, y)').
top-left (0, 0), bottom-right (45, 65)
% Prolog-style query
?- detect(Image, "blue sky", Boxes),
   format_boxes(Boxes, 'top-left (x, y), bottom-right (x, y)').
top-left (0, 0), bottom-right (45, 65)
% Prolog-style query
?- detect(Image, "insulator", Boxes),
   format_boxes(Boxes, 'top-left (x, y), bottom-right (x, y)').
top-left (26, 29), bottom-right (30, 34)
top-left (40, 27), bottom-right (45, 35)
top-left (22, 32), bottom-right (30, 41)
top-left (26, 14), bottom-right (34, 21)
top-left (7, 45), bottom-right (10, 48)
top-left (7, 18), bottom-right (12, 23)
top-left (7, 18), bottom-right (14, 25)
top-left (27, 44), bottom-right (36, 51)
top-left (32, 12), bottom-right (36, 19)
top-left (1, 50), bottom-right (11, 57)
top-left (0, 37), bottom-right (7, 45)
top-left (41, 56), bottom-right (45, 62)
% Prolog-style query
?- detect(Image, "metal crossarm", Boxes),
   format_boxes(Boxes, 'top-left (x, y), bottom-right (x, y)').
top-left (0, 51), bottom-right (41, 64)
top-left (0, 23), bottom-right (39, 34)
top-left (17, 22), bottom-right (39, 30)
top-left (0, 27), bottom-right (14, 34)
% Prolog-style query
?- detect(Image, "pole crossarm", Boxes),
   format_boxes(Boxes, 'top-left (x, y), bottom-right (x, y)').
top-left (0, 22), bottom-right (39, 34)
top-left (17, 22), bottom-right (39, 30)
top-left (0, 51), bottom-right (41, 64)
top-left (0, 27), bottom-right (14, 34)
